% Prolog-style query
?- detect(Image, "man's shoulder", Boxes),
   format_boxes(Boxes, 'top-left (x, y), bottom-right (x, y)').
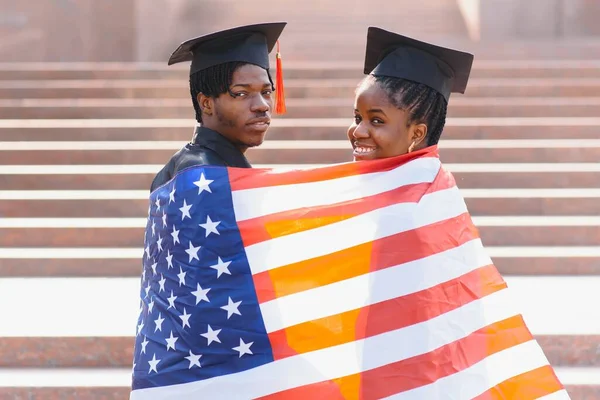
top-left (175, 144), bottom-right (227, 171)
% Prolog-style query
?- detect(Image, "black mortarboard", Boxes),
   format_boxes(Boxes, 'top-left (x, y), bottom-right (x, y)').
top-left (363, 27), bottom-right (474, 101)
top-left (168, 22), bottom-right (287, 75)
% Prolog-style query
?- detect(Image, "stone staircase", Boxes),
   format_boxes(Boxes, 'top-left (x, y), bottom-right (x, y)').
top-left (1, 0), bottom-right (600, 398)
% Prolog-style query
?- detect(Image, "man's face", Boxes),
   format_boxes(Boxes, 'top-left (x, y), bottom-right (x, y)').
top-left (207, 64), bottom-right (274, 151)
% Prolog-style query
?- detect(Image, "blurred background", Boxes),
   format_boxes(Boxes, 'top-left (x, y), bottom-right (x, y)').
top-left (1, 0), bottom-right (600, 398)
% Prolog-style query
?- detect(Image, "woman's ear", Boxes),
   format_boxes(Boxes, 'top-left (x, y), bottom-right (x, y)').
top-left (198, 93), bottom-right (213, 117)
top-left (410, 123), bottom-right (428, 149)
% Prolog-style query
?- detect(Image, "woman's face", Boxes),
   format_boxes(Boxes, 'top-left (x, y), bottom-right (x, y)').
top-left (347, 80), bottom-right (426, 161)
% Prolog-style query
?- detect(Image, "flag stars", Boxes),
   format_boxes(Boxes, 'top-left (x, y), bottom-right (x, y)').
top-left (193, 172), bottom-right (213, 195)
top-left (137, 321), bottom-right (144, 336)
top-left (140, 336), bottom-right (149, 355)
top-left (155, 197), bottom-right (161, 211)
top-left (185, 350), bottom-right (202, 369)
top-left (148, 298), bottom-right (155, 314)
top-left (165, 331), bottom-right (178, 351)
top-left (154, 313), bottom-right (165, 333)
top-left (162, 211), bottom-right (168, 228)
top-left (210, 257), bottom-right (232, 278)
top-left (148, 354), bottom-right (160, 374)
top-left (167, 291), bottom-right (177, 310)
top-left (165, 249), bottom-right (173, 269)
top-left (179, 199), bottom-right (192, 220)
top-left (177, 266), bottom-right (187, 287)
top-left (156, 235), bottom-right (163, 252)
top-left (201, 325), bottom-right (221, 346)
top-left (169, 187), bottom-right (176, 204)
top-left (185, 241), bottom-right (201, 263)
top-left (221, 297), bottom-right (242, 319)
top-left (144, 245), bottom-right (150, 259)
top-left (158, 274), bottom-right (166, 293)
top-left (151, 221), bottom-right (156, 237)
top-left (180, 307), bottom-right (192, 329)
top-left (233, 338), bottom-right (253, 358)
top-left (199, 215), bottom-right (221, 237)
top-left (171, 225), bottom-right (180, 245)
top-left (191, 283), bottom-right (210, 305)
top-left (144, 282), bottom-right (151, 298)
top-left (150, 261), bottom-right (158, 276)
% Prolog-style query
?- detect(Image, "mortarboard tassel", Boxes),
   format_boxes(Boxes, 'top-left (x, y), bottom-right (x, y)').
top-left (274, 40), bottom-right (286, 115)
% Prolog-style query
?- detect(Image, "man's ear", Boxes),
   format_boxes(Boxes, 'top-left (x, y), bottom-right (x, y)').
top-left (198, 93), bottom-right (213, 117)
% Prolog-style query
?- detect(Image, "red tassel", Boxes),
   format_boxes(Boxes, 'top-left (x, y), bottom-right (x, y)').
top-left (274, 40), bottom-right (286, 115)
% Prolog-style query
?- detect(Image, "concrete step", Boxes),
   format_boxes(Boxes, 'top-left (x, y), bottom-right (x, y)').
top-left (2, 164), bottom-right (600, 189)
top-left (3, 140), bottom-right (600, 164)
top-left (1, 247), bottom-right (599, 277)
top-left (2, 216), bottom-right (599, 247)
top-left (0, 97), bottom-right (599, 119)
top-left (0, 369), bottom-right (595, 399)
top-left (1, 334), bottom-right (598, 368)
top-left (0, 118), bottom-right (598, 142)
top-left (4, 78), bottom-right (600, 99)
top-left (4, 190), bottom-right (600, 217)
top-left (2, 61), bottom-right (600, 80)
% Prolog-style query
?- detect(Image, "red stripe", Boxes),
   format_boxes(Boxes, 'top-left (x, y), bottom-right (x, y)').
top-left (261, 314), bottom-right (533, 400)
top-left (253, 212), bottom-right (481, 304)
top-left (229, 146), bottom-right (439, 191)
top-left (266, 264), bottom-right (506, 360)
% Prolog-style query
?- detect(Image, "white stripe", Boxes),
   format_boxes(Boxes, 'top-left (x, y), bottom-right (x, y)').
top-left (260, 239), bottom-right (491, 333)
top-left (130, 289), bottom-right (519, 400)
top-left (3, 139), bottom-right (600, 151)
top-left (383, 341), bottom-right (551, 400)
top-left (0, 368), bottom-right (131, 387)
top-left (2, 246), bottom-right (599, 259)
top-left (3, 163), bottom-right (599, 175)
top-left (553, 366), bottom-right (600, 385)
top-left (536, 390), bottom-right (573, 400)
top-left (2, 216), bottom-right (598, 228)
top-left (0, 117), bottom-right (599, 129)
top-left (232, 156), bottom-right (441, 222)
top-left (0, 190), bottom-right (148, 199)
top-left (244, 187), bottom-right (467, 274)
top-left (1, 188), bottom-right (599, 200)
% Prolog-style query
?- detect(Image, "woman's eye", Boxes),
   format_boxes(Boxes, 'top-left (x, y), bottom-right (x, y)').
top-left (263, 90), bottom-right (273, 95)
top-left (354, 115), bottom-right (361, 123)
top-left (372, 118), bottom-right (384, 124)
top-left (234, 92), bottom-right (247, 97)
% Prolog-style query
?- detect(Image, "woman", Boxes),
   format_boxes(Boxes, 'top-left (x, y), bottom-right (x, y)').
top-left (348, 26), bottom-right (473, 160)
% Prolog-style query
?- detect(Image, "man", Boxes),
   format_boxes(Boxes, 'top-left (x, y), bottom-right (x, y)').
top-left (150, 22), bottom-right (287, 192)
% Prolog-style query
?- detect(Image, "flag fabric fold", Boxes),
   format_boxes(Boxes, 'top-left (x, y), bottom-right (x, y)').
top-left (131, 146), bottom-right (569, 400)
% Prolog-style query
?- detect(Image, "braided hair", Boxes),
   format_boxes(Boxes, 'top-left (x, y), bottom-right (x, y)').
top-left (362, 75), bottom-right (448, 146)
top-left (190, 62), bottom-right (275, 123)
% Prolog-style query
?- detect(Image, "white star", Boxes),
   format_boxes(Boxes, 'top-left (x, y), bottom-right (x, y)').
top-left (156, 235), bottom-right (163, 252)
top-left (150, 261), bottom-right (157, 275)
top-left (179, 199), bottom-right (192, 220)
top-left (180, 307), bottom-right (192, 329)
top-left (199, 215), bottom-right (221, 237)
top-left (142, 267), bottom-right (146, 281)
top-left (144, 245), bottom-right (150, 259)
top-left (165, 330), bottom-right (178, 351)
top-left (158, 274), bottom-right (166, 293)
top-left (137, 321), bottom-right (144, 336)
top-left (193, 172), bottom-right (213, 195)
top-left (177, 266), bottom-right (187, 287)
top-left (154, 312), bottom-right (165, 332)
top-left (140, 336), bottom-right (149, 355)
top-left (221, 297), bottom-right (242, 319)
top-left (232, 338), bottom-right (254, 358)
top-left (167, 291), bottom-right (177, 309)
top-left (162, 211), bottom-right (167, 228)
top-left (169, 187), bottom-right (176, 204)
top-left (171, 225), bottom-right (180, 245)
top-left (165, 249), bottom-right (173, 269)
top-left (148, 298), bottom-right (155, 314)
top-left (148, 353), bottom-right (160, 374)
top-left (191, 283), bottom-right (210, 305)
top-left (155, 197), bottom-right (161, 211)
top-left (151, 221), bottom-right (156, 237)
top-left (144, 282), bottom-right (151, 298)
top-left (185, 350), bottom-right (202, 369)
top-left (185, 241), bottom-right (201, 263)
top-left (201, 325), bottom-right (222, 346)
top-left (210, 257), bottom-right (232, 278)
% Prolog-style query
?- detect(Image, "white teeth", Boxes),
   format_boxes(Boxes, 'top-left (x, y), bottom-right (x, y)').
top-left (355, 147), bottom-right (374, 153)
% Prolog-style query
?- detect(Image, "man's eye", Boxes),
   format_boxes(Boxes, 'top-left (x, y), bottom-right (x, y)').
top-left (372, 118), bottom-right (383, 124)
top-left (354, 115), bottom-right (361, 123)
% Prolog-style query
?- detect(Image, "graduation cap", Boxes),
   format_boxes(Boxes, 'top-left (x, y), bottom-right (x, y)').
top-left (363, 27), bottom-right (474, 102)
top-left (168, 22), bottom-right (288, 113)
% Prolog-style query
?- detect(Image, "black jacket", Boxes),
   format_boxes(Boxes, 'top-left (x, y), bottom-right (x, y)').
top-left (150, 126), bottom-right (252, 192)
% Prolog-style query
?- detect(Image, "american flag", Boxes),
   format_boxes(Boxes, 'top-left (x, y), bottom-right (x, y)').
top-left (130, 146), bottom-right (568, 399)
